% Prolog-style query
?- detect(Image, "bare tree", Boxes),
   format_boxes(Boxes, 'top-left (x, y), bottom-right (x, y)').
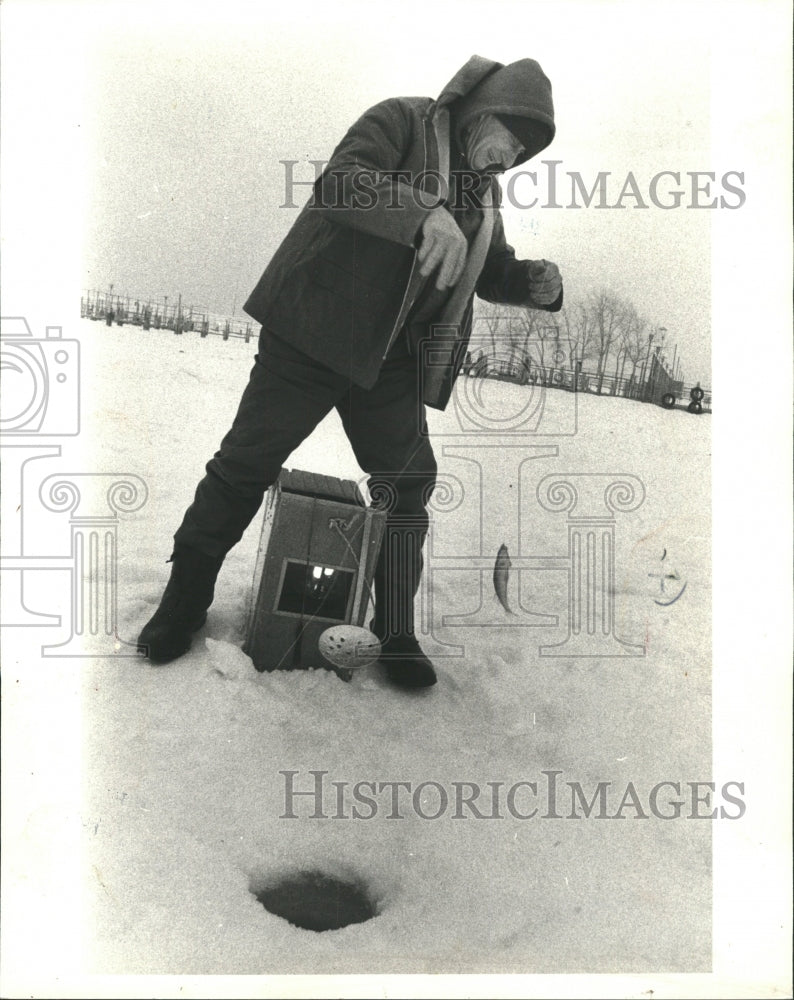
top-left (475, 292), bottom-right (672, 399)
top-left (481, 312), bottom-right (501, 359)
top-left (508, 308), bottom-right (544, 378)
top-left (619, 305), bottom-right (653, 395)
top-left (547, 303), bottom-right (585, 380)
top-left (470, 302), bottom-right (522, 377)
top-left (586, 289), bottom-right (626, 382)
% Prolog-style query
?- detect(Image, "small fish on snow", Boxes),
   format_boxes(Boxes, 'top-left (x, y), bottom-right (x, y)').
top-left (493, 543), bottom-right (515, 615)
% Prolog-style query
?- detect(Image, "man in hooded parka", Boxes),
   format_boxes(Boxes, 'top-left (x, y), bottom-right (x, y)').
top-left (138, 55), bottom-right (564, 689)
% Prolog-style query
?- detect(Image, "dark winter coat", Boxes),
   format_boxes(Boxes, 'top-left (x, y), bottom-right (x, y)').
top-left (243, 56), bottom-right (562, 410)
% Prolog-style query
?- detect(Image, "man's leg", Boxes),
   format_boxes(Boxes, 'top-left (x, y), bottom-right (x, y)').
top-left (172, 330), bottom-right (346, 558)
top-left (336, 342), bottom-right (438, 687)
top-left (139, 330), bottom-right (348, 662)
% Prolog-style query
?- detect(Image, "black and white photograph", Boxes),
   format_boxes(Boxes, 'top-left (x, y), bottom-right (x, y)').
top-left (1, 1), bottom-right (791, 997)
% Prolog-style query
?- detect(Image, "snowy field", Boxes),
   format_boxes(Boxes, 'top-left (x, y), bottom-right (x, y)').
top-left (62, 319), bottom-right (709, 974)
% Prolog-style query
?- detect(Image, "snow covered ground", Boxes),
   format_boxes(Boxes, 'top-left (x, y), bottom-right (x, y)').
top-left (27, 319), bottom-right (714, 975)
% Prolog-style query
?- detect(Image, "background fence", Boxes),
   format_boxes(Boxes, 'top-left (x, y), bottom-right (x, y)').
top-left (81, 289), bottom-right (255, 341)
top-left (461, 347), bottom-right (712, 412)
top-left (81, 289), bottom-right (711, 412)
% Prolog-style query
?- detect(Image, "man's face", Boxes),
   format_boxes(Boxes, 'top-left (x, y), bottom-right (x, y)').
top-left (464, 114), bottom-right (524, 174)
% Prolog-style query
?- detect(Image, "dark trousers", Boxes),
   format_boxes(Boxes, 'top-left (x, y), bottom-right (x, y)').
top-left (173, 328), bottom-right (437, 638)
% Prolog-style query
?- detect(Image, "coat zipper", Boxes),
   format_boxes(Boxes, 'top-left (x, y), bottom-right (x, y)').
top-left (381, 115), bottom-right (431, 360)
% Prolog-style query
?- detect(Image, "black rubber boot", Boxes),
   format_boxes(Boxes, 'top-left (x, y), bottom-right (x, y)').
top-left (371, 615), bottom-right (437, 690)
top-left (137, 545), bottom-right (224, 664)
top-left (370, 518), bottom-right (436, 689)
top-left (378, 633), bottom-right (438, 689)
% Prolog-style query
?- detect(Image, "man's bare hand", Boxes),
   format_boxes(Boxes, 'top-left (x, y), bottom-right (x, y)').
top-left (418, 207), bottom-right (468, 290)
top-left (527, 259), bottom-right (562, 305)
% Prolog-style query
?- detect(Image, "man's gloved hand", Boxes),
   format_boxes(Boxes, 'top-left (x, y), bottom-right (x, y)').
top-left (418, 207), bottom-right (468, 290)
top-left (527, 259), bottom-right (562, 305)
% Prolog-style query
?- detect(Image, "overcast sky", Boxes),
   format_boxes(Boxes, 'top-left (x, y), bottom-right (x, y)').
top-left (2, 0), bottom-right (790, 380)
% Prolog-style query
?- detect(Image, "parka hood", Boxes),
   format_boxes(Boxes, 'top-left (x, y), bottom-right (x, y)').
top-left (437, 55), bottom-right (556, 166)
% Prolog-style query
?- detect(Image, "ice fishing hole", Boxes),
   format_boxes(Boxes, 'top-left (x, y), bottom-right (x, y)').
top-left (251, 870), bottom-right (377, 932)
